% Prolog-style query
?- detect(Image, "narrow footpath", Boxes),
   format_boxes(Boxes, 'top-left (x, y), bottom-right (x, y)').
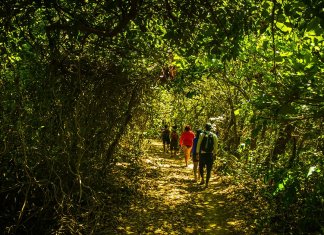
top-left (116, 140), bottom-right (256, 234)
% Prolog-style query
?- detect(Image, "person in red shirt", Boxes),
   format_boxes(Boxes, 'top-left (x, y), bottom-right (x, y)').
top-left (179, 125), bottom-right (195, 167)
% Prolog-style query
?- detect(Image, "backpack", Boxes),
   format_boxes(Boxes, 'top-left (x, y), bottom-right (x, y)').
top-left (171, 131), bottom-right (178, 141)
top-left (201, 132), bottom-right (214, 153)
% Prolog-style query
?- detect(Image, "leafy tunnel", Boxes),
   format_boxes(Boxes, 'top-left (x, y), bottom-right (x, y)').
top-left (0, 0), bottom-right (323, 234)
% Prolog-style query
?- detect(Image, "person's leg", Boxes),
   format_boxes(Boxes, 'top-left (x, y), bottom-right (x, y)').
top-left (199, 155), bottom-right (205, 184)
top-left (174, 146), bottom-right (177, 157)
top-left (170, 141), bottom-right (174, 157)
top-left (205, 153), bottom-right (214, 187)
top-left (197, 164), bottom-right (201, 181)
top-left (182, 146), bottom-right (188, 166)
top-left (166, 139), bottom-right (170, 153)
top-left (171, 143), bottom-right (176, 157)
top-left (193, 161), bottom-right (199, 181)
top-left (185, 146), bottom-right (192, 166)
top-left (197, 159), bottom-right (201, 181)
top-left (181, 146), bottom-right (185, 164)
top-left (184, 146), bottom-right (187, 166)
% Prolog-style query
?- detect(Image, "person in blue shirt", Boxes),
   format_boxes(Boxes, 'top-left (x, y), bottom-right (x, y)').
top-left (191, 129), bottom-right (202, 182)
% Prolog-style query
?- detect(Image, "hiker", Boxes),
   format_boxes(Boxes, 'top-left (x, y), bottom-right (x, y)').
top-left (191, 129), bottom-right (202, 182)
top-left (179, 125), bottom-right (195, 167)
top-left (161, 125), bottom-right (171, 153)
top-left (196, 123), bottom-right (218, 188)
top-left (170, 125), bottom-right (179, 157)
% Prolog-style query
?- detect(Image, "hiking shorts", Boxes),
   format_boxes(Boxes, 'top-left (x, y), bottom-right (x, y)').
top-left (192, 152), bottom-right (199, 162)
top-left (163, 137), bottom-right (170, 145)
top-left (199, 153), bottom-right (214, 169)
top-left (170, 140), bottom-right (178, 150)
top-left (182, 145), bottom-right (192, 161)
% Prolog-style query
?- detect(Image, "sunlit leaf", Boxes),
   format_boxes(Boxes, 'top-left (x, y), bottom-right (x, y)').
top-left (278, 183), bottom-right (284, 190)
top-left (276, 22), bottom-right (292, 33)
top-left (307, 166), bottom-right (317, 177)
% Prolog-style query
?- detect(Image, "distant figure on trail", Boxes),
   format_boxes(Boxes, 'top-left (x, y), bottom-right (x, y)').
top-left (196, 123), bottom-right (218, 188)
top-left (191, 129), bottom-right (202, 182)
top-left (161, 125), bottom-right (171, 153)
top-left (179, 125), bottom-right (195, 167)
top-left (170, 125), bottom-right (179, 157)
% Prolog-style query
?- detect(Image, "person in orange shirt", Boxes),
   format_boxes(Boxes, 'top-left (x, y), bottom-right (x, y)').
top-left (179, 125), bottom-right (195, 167)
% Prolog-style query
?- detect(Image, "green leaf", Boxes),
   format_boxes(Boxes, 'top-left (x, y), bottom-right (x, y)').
top-left (275, 56), bottom-right (284, 62)
top-left (278, 183), bottom-right (284, 190)
top-left (307, 166), bottom-right (317, 177)
top-left (262, 40), bottom-right (269, 50)
top-left (276, 22), bottom-right (292, 33)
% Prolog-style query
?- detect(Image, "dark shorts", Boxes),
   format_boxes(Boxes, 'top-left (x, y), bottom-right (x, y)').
top-left (163, 137), bottom-right (170, 145)
top-left (199, 153), bottom-right (214, 168)
top-left (170, 140), bottom-right (178, 150)
top-left (192, 153), bottom-right (199, 162)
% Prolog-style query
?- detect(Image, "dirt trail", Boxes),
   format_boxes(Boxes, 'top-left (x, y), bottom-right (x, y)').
top-left (117, 140), bottom-right (252, 234)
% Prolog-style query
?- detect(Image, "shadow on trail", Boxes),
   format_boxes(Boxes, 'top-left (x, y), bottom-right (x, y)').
top-left (117, 139), bottom-right (252, 234)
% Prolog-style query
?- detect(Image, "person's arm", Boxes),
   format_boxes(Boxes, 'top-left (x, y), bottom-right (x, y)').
top-left (196, 133), bottom-right (204, 154)
top-left (179, 133), bottom-right (183, 146)
top-left (213, 134), bottom-right (218, 155)
top-left (191, 138), bottom-right (197, 153)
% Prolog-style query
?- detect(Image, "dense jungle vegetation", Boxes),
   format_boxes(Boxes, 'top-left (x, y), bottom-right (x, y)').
top-left (1, 0), bottom-right (323, 234)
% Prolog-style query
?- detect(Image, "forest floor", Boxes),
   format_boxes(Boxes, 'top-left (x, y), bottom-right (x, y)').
top-left (114, 139), bottom-right (263, 234)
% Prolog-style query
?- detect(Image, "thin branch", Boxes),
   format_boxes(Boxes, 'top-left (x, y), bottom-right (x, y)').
top-left (203, 0), bottom-right (229, 36)
top-left (271, 0), bottom-right (277, 78)
top-left (47, 0), bottom-right (142, 38)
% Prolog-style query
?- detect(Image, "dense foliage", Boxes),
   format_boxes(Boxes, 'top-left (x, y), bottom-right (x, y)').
top-left (140, 0), bottom-right (324, 233)
top-left (1, 0), bottom-right (323, 234)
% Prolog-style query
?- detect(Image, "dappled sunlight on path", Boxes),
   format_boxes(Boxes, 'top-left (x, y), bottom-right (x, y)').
top-left (117, 139), bottom-right (251, 234)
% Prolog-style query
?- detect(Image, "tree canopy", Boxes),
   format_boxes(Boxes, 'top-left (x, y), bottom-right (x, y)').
top-left (1, 0), bottom-right (323, 234)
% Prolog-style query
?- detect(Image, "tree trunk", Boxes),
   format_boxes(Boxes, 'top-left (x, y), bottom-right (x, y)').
top-left (266, 123), bottom-right (295, 166)
top-left (288, 136), bottom-right (297, 168)
top-left (102, 85), bottom-right (139, 171)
